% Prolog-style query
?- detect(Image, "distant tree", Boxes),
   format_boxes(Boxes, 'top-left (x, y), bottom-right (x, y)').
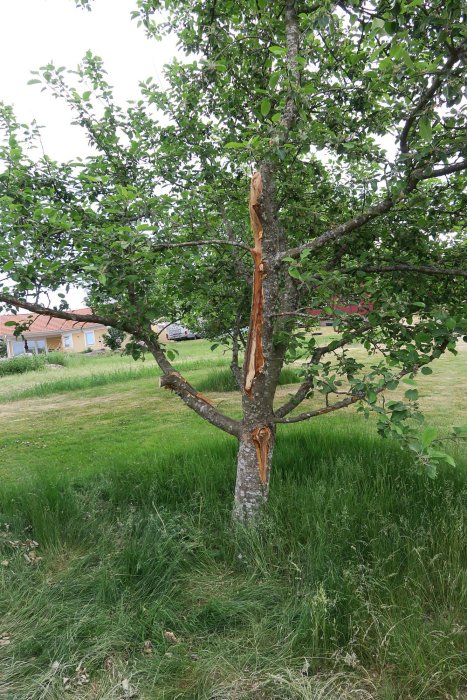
top-left (1, 1), bottom-right (466, 519)
top-left (103, 327), bottom-right (126, 351)
top-left (0, 338), bottom-right (7, 358)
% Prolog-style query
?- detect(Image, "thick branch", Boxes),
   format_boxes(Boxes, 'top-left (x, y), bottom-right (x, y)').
top-left (275, 366), bottom-right (412, 424)
top-left (348, 264), bottom-right (467, 278)
top-left (275, 394), bottom-right (359, 423)
top-left (145, 335), bottom-right (241, 437)
top-left (152, 238), bottom-right (250, 253)
top-left (424, 161), bottom-right (467, 178)
top-left (399, 52), bottom-right (461, 154)
top-left (230, 312), bottom-right (244, 390)
top-left (284, 160), bottom-right (467, 259)
top-left (274, 322), bottom-right (371, 418)
top-left (282, 0), bottom-right (300, 131)
top-left (0, 293), bottom-right (134, 332)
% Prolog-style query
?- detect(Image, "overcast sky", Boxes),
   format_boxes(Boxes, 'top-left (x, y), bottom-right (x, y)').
top-left (1, 0), bottom-right (176, 307)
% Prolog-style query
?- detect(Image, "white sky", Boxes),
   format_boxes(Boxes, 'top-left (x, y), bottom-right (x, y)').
top-left (0, 0), bottom-right (177, 307)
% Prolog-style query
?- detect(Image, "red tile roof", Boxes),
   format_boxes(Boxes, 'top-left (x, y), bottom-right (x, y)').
top-left (307, 303), bottom-right (373, 317)
top-left (0, 308), bottom-right (104, 336)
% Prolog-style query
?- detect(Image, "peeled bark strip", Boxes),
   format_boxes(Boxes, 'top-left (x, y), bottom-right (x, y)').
top-left (234, 427), bottom-right (275, 521)
top-left (251, 426), bottom-right (271, 484)
top-left (244, 172), bottom-right (265, 395)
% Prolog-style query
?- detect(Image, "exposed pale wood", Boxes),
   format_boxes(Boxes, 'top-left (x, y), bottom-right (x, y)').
top-left (244, 172), bottom-right (266, 395)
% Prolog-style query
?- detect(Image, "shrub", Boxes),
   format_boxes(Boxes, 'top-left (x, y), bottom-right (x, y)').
top-left (0, 354), bottom-right (47, 376)
top-left (103, 327), bottom-right (126, 351)
top-left (44, 351), bottom-right (69, 367)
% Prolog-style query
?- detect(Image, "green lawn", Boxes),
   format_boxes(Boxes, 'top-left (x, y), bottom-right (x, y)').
top-left (0, 342), bottom-right (465, 699)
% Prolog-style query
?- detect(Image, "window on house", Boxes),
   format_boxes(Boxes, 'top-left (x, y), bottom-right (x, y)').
top-left (12, 340), bottom-right (25, 356)
top-left (63, 334), bottom-right (72, 348)
top-left (85, 330), bottom-right (95, 346)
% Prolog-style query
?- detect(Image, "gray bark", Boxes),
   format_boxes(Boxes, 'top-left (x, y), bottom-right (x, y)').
top-left (233, 424), bottom-right (276, 522)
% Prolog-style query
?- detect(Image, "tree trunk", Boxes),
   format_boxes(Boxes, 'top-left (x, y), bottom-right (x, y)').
top-left (233, 423), bottom-right (276, 522)
top-left (232, 165), bottom-right (286, 522)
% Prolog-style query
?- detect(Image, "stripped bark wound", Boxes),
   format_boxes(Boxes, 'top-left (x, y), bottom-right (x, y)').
top-left (244, 171), bottom-right (265, 395)
top-left (160, 370), bottom-right (214, 406)
top-left (251, 426), bottom-right (271, 484)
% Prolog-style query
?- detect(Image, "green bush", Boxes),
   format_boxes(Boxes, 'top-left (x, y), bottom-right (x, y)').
top-left (44, 351), bottom-right (69, 367)
top-left (0, 354), bottom-right (47, 376)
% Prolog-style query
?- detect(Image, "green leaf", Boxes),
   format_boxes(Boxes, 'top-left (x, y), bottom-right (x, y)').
top-left (260, 98), bottom-right (271, 117)
top-left (269, 46), bottom-right (287, 57)
top-left (421, 366), bottom-right (433, 375)
top-left (419, 115), bottom-right (432, 141)
top-left (390, 44), bottom-right (413, 67)
top-left (421, 426), bottom-right (437, 448)
top-left (405, 388), bottom-right (419, 401)
top-left (403, 377), bottom-right (417, 385)
top-left (372, 17), bottom-right (385, 29)
top-left (443, 454), bottom-right (456, 467)
top-left (224, 141), bottom-right (245, 149)
top-left (269, 72), bottom-right (280, 89)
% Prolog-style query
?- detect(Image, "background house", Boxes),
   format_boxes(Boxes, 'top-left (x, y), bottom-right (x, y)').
top-left (307, 302), bottom-right (373, 326)
top-left (0, 308), bottom-right (108, 358)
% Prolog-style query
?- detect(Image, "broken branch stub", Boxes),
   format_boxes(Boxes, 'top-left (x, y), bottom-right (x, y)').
top-left (160, 370), bottom-right (214, 406)
top-left (244, 172), bottom-right (266, 395)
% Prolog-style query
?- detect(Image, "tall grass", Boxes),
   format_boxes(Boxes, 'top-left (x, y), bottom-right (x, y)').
top-left (44, 351), bottom-right (69, 366)
top-left (1, 424), bottom-right (465, 699)
top-left (0, 356), bottom-right (233, 403)
top-left (1, 366), bottom-right (161, 401)
top-left (195, 365), bottom-right (302, 392)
